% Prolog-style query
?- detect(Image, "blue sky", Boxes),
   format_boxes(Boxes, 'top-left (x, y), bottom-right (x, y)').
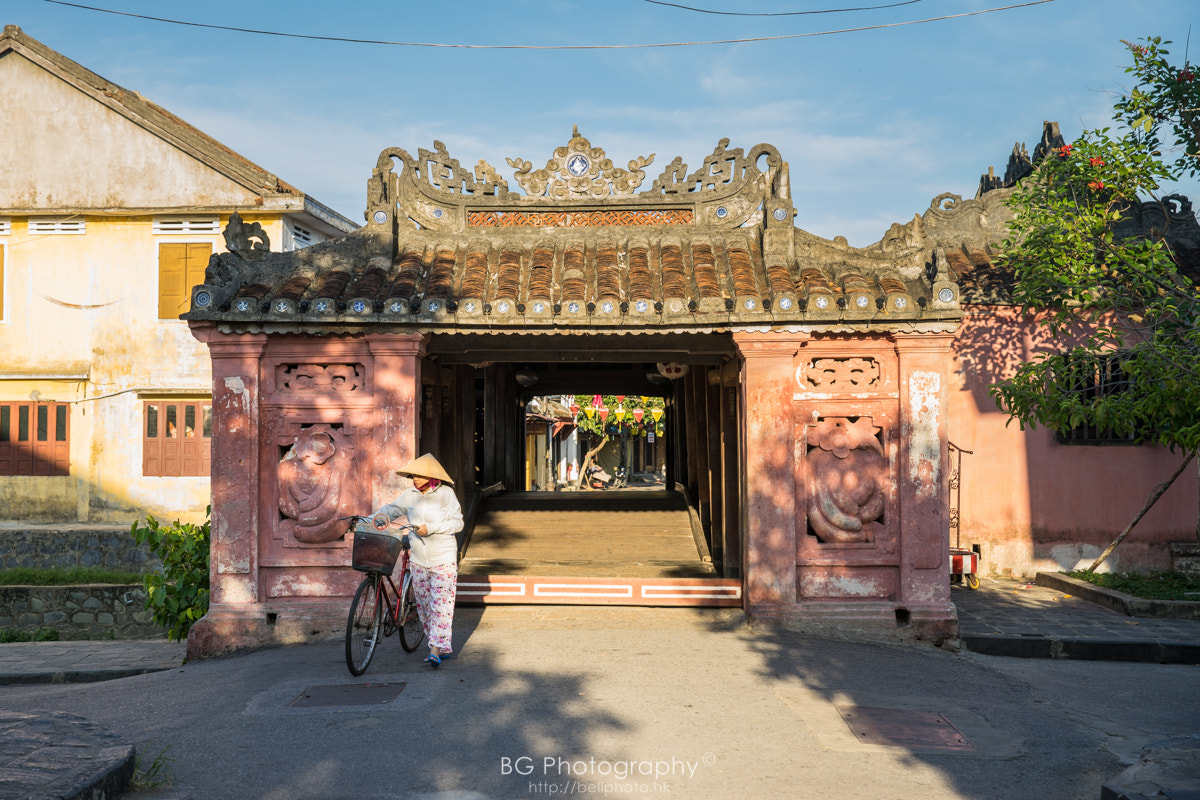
top-left (8, 0), bottom-right (1199, 245)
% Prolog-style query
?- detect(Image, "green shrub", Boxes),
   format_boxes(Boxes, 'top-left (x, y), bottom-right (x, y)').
top-left (0, 567), bottom-right (146, 586)
top-left (1068, 569), bottom-right (1200, 601)
top-left (131, 509), bottom-right (210, 641)
top-left (0, 626), bottom-right (59, 643)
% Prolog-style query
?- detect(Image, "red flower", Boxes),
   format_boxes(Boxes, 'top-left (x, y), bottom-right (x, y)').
top-left (1180, 69), bottom-right (1195, 83)
top-left (1057, 144), bottom-right (1074, 158)
top-left (1089, 157), bottom-right (1105, 167)
top-left (1088, 181), bottom-right (1105, 190)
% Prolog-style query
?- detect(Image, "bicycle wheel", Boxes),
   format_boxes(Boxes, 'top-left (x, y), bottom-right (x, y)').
top-left (345, 574), bottom-right (382, 675)
top-left (398, 573), bottom-right (425, 653)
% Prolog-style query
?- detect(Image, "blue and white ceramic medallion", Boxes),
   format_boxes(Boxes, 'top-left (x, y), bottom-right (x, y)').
top-left (566, 154), bottom-right (590, 177)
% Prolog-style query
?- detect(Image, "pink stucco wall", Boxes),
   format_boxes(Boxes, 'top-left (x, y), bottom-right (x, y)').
top-left (949, 307), bottom-right (1198, 576)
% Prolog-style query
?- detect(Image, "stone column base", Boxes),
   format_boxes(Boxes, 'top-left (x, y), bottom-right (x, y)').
top-left (748, 600), bottom-right (959, 650)
top-left (186, 600), bottom-right (349, 661)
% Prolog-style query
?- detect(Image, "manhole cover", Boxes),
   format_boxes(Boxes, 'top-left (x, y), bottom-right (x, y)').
top-left (290, 683), bottom-right (406, 708)
top-left (836, 706), bottom-right (976, 751)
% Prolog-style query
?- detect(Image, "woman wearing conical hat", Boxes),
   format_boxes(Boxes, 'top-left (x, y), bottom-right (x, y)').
top-left (371, 453), bottom-right (463, 667)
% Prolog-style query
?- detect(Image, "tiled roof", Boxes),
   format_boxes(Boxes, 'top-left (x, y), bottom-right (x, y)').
top-left (185, 134), bottom-right (963, 332)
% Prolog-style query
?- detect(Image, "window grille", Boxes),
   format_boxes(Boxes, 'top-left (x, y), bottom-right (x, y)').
top-left (1055, 352), bottom-right (1139, 445)
top-left (153, 218), bottom-right (220, 234)
top-left (0, 219), bottom-right (10, 235)
top-left (29, 218), bottom-right (86, 235)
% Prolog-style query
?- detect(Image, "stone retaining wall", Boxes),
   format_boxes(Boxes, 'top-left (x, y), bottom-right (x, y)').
top-left (0, 585), bottom-right (168, 640)
top-left (0, 527), bottom-right (160, 572)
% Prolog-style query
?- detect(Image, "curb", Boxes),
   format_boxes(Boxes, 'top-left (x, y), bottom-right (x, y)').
top-left (1035, 572), bottom-right (1200, 621)
top-left (0, 665), bottom-right (177, 685)
top-left (962, 633), bottom-right (1200, 663)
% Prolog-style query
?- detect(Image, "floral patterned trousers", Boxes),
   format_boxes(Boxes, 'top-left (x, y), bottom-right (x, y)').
top-left (409, 562), bottom-right (457, 653)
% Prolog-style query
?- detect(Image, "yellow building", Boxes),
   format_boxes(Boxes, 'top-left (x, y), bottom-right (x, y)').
top-left (0, 26), bottom-right (357, 522)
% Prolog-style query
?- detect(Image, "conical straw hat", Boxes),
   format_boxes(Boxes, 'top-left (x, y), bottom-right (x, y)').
top-left (395, 453), bottom-right (454, 486)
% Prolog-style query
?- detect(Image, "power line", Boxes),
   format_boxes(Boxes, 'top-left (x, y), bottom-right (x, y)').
top-left (41, 0), bottom-right (1054, 49)
top-left (643, 0), bottom-right (928, 16)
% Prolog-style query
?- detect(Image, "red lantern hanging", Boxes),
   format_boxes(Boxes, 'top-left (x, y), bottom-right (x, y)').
top-left (616, 395), bottom-right (626, 403)
top-left (598, 407), bottom-right (609, 422)
top-left (633, 408), bottom-right (644, 423)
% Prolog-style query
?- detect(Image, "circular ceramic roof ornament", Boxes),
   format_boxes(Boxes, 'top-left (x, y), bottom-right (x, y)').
top-left (814, 296), bottom-right (829, 309)
top-left (938, 288), bottom-right (955, 303)
top-left (373, 211), bottom-right (387, 224)
top-left (894, 296), bottom-right (908, 309)
top-left (778, 296), bottom-right (793, 310)
top-left (566, 154), bottom-right (590, 177)
top-left (715, 206), bottom-right (728, 219)
top-left (773, 207), bottom-right (788, 221)
top-left (194, 290), bottom-right (212, 308)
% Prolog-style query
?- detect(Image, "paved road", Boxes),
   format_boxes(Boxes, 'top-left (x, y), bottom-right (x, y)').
top-left (2, 596), bottom-right (1198, 800)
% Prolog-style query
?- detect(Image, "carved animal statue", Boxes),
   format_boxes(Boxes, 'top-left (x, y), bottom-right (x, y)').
top-left (807, 418), bottom-right (887, 544)
top-left (278, 426), bottom-right (349, 544)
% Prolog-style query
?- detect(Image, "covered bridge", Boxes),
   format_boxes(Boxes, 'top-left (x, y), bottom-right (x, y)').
top-left (183, 128), bottom-right (979, 656)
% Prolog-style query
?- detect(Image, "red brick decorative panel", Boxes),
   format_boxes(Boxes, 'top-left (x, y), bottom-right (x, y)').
top-left (467, 209), bottom-right (694, 227)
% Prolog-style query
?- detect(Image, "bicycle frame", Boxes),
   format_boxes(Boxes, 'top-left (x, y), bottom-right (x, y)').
top-left (345, 518), bottom-right (425, 675)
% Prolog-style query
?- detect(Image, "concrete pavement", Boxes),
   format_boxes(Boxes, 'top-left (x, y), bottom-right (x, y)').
top-left (0, 579), bottom-right (1198, 799)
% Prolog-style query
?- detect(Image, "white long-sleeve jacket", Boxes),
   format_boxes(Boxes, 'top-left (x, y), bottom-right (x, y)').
top-left (374, 484), bottom-right (464, 569)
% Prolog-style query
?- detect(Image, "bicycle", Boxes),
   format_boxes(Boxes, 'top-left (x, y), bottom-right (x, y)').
top-left (344, 514), bottom-right (425, 676)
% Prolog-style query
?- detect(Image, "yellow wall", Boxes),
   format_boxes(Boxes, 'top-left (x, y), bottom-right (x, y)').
top-left (0, 213), bottom-right (287, 523)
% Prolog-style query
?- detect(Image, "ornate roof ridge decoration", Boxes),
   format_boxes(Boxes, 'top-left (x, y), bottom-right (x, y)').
top-left (365, 130), bottom-right (789, 233)
top-left (506, 126), bottom-right (654, 199)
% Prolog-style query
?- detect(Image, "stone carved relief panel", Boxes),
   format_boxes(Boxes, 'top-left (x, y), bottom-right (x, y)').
top-left (805, 416), bottom-right (889, 546)
top-left (276, 423), bottom-right (355, 546)
top-left (798, 357), bottom-right (881, 391)
top-left (275, 363), bottom-right (365, 394)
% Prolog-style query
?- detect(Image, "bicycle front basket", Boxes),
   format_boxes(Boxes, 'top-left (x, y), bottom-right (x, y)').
top-left (351, 525), bottom-right (402, 574)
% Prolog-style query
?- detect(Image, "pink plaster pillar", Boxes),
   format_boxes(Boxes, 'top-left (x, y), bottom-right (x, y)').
top-left (192, 328), bottom-right (267, 609)
top-left (733, 331), bottom-right (805, 606)
top-left (894, 333), bottom-right (955, 610)
top-left (366, 333), bottom-right (427, 503)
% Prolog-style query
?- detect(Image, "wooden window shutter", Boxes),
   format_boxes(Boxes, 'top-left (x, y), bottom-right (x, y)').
top-left (158, 243), bottom-right (212, 319)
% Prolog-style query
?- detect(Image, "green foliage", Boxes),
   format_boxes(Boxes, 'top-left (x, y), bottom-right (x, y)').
top-left (0, 567), bottom-right (146, 586)
top-left (1067, 569), bottom-right (1200, 601)
top-left (130, 509), bottom-right (210, 642)
top-left (571, 394), bottom-right (666, 439)
top-left (988, 38), bottom-right (1200, 453)
top-left (0, 626), bottom-right (59, 643)
top-left (1114, 36), bottom-right (1200, 179)
top-left (130, 743), bottom-right (176, 791)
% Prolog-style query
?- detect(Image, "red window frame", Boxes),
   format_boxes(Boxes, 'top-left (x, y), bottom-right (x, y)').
top-left (143, 400), bottom-right (212, 477)
top-left (0, 402), bottom-right (70, 477)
